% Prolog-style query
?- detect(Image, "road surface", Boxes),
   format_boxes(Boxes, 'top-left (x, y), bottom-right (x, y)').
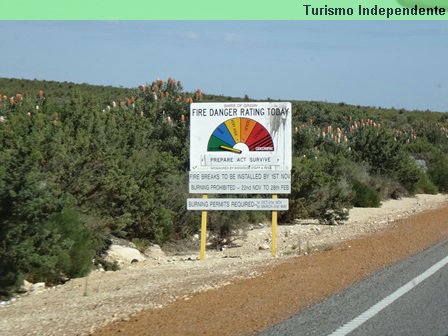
top-left (260, 238), bottom-right (448, 336)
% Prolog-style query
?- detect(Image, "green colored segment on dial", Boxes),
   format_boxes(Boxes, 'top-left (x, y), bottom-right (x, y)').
top-left (208, 135), bottom-right (233, 151)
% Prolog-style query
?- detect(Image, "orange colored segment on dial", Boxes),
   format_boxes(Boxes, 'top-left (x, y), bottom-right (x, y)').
top-left (240, 118), bottom-right (257, 143)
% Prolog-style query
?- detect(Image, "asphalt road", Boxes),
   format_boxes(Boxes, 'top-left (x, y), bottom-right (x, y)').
top-left (259, 238), bottom-right (448, 336)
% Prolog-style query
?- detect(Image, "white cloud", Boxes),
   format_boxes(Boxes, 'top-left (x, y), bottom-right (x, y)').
top-left (181, 30), bottom-right (199, 40)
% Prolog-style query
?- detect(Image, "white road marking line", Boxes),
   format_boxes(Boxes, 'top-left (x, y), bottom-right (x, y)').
top-left (328, 253), bottom-right (448, 336)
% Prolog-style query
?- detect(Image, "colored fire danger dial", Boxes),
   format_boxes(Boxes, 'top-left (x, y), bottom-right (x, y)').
top-left (207, 117), bottom-right (274, 154)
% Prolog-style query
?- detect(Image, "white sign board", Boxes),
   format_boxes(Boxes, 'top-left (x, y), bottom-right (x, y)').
top-left (189, 170), bottom-right (291, 194)
top-left (190, 102), bottom-right (292, 171)
top-left (187, 198), bottom-right (289, 211)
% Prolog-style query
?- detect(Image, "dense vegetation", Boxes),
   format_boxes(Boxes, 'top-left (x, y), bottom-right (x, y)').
top-left (1, 77), bottom-right (447, 297)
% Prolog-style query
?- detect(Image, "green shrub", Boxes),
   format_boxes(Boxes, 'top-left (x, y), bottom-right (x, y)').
top-left (0, 208), bottom-right (96, 297)
top-left (351, 128), bottom-right (421, 194)
top-left (428, 158), bottom-right (448, 192)
top-left (0, 259), bottom-right (24, 299)
top-left (18, 209), bottom-right (96, 285)
top-left (352, 180), bottom-right (381, 207)
top-left (45, 209), bottom-right (96, 279)
top-left (415, 173), bottom-right (438, 194)
top-left (285, 154), bottom-right (353, 224)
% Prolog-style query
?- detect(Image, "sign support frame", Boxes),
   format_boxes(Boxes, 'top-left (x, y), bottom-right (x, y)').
top-left (200, 194), bottom-right (208, 261)
top-left (271, 194), bottom-right (278, 257)
top-left (189, 101), bottom-right (291, 261)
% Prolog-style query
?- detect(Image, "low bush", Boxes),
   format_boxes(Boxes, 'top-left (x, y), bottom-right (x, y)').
top-left (415, 173), bottom-right (438, 194)
top-left (428, 158), bottom-right (448, 192)
top-left (0, 208), bottom-right (96, 298)
top-left (352, 180), bottom-right (381, 207)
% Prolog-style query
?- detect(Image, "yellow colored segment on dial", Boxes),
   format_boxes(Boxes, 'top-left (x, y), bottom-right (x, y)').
top-left (225, 118), bottom-right (241, 143)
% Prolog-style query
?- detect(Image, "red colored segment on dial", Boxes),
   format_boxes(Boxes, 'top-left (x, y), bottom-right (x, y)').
top-left (245, 123), bottom-right (274, 151)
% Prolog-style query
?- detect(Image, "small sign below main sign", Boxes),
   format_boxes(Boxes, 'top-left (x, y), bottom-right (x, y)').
top-left (188, 169), bottom-right (291, 194)
top-left (187, 198), bottom-right (289, 211)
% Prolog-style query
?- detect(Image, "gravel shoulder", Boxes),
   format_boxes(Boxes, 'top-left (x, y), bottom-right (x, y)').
top-left (1, 194), bottom-right (448, 336)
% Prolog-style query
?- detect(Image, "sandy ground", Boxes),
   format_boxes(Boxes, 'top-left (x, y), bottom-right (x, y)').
top-left (1, 194), bottom-right (447, 336)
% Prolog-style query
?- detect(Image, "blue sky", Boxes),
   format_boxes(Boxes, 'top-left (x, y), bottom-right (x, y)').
top-left (0, 21), bottom-right (447, 112)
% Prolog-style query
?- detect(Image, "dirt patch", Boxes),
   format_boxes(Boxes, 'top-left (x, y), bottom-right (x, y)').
top-left (1, 194), bottom-right (447, 336)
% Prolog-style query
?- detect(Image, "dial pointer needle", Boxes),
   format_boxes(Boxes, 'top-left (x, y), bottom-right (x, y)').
top-left (219, 145), bottom-right (242, 154)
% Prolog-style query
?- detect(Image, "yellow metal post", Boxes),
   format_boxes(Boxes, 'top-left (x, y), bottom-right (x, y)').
top-left (200, 194), bottom-right (208, 261)
top-left (272, 194), bottom-right (278, 257)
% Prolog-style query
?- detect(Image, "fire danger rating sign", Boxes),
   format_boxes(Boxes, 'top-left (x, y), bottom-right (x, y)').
top-left (187, 198), bottom-right (289, 211)
top-left (189, 102), bottom-right (292, 171)
top-left (188, 102), bottom-right (292, 259)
